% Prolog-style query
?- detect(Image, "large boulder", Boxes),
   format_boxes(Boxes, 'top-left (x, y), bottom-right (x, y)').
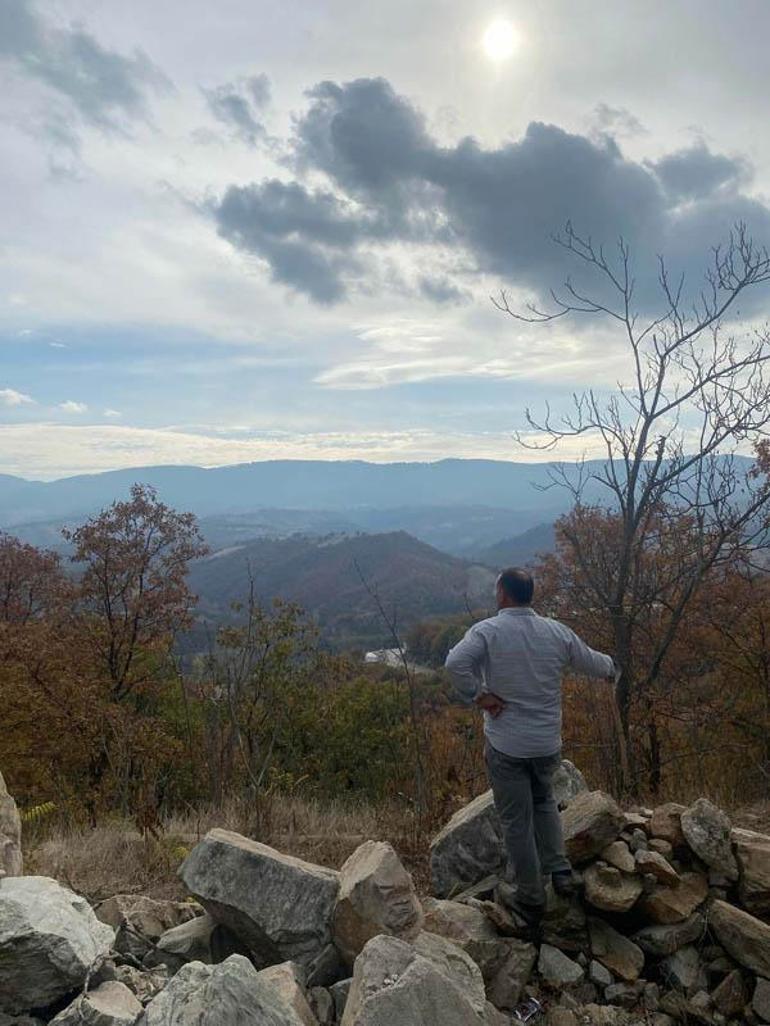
top-left (647, 803), bottom-right (687, 847)
top-left (680, 799), bottom-right (739, 881)
top-left (429, 792), bottom-right (504, 898)
top-left (340, 934), bottom-right (490, 1026)
top-left (0, 772), bottom-right (22, 879)
top-left (138, 955), bottom-right (306, 1026)
top-left (49, 982), bottom-right (142, 1026)
top-left (95, 895), bottom-right (200, 961)
top-left (257, 963), bottom-right (317, 1026)
top-left (732, 827), bottom-right (770, 918)
top-left (632, 913), bottom-right (705, 957)
top-left (179, 830), bottom-right (339, 968)
top-left (422, 898), bottom-right (508, 979)
top-left (483, 939), bottom-right (536, 1010)
top-left (333, 841), bottom-right (422, 967)
top-left (428, 761), bottom-right (588, 897)
top-left (0, 876), bottom-right (114, 1015)
top-left (708, 899), bottom-right (770, 977)
top-left (561, 792), bottom-right (624, 863)
top-left (537, 945), bottom-right (584, 988)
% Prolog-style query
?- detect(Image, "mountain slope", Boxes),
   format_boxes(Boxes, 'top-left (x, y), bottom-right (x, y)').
top-left (475, 522), bottom-right (557, 568)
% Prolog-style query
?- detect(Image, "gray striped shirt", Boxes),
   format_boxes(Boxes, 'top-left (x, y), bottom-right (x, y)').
top-left (445, 607), bottom-right (614, 758)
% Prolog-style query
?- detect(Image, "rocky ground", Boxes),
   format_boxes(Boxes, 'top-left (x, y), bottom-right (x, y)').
top-left (2, 765), bottom-right (770, 1025)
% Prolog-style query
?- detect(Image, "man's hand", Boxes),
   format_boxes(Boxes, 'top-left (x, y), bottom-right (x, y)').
top-left (475, 692), bottom-right (506, 718)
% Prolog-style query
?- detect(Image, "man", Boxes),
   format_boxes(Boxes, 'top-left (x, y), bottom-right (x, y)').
top-left (445, 566), bottom-right (616, 925)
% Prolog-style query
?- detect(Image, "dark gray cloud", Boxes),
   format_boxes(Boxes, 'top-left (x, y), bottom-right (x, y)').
top-left (651, 142), bottom-right (749, 201)
top-left (212, 76), bottom-right (770, 307)
top-left (0, 0), bottom-right (169, 134)
top-left (203, 74), bottom-right (271, 146)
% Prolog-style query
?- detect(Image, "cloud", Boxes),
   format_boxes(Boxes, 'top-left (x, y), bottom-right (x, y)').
top-left (203, 74), bottom-right (271, 146)
top-left (58, 400), bottom-right (87, 413)
top-left (211, 76), bottom-right (770, 309)
top-left (0, 388), bottom-right (34, 407)
top-left (103, 409), bottom-right (122, 418)
top-left (591, 103), bottom-right (647, 139)
top-left (0, 0), bottom-right (169, 139)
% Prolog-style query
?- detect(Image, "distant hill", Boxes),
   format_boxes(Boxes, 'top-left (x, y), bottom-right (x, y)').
top-left (186, 530), bottom-right (496, 651)
top-left (0, 459), bottom-right (602, 527)
top-left (475, 522), bottom-right (557, 569)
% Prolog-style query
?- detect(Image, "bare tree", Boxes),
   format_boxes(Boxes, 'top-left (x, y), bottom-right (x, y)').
top-left (495, 221), bottom-right (770, 791)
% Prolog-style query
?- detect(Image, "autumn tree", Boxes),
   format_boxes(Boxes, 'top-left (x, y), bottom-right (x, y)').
top-left (498, 222), bottom-right (770, 791)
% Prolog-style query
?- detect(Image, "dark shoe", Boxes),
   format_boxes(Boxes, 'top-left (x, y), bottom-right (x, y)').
top-left (552, 869), bottom-right (578, 897)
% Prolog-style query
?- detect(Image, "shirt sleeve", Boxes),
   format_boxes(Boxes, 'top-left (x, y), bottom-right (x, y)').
top-left (444, 625), bottom-right (488, 705)
top-left (565, 628), bottom-right (615, 679)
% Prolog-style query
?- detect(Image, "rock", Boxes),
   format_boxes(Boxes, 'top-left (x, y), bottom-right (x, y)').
top-left (0, 876), bottom-right (114, 1015)
top-left (632, 914), bottom-right (705, 957)
top-left (95, 895), bottom-right (199, 961)
top-left (603, 982), bottom-right (638, 1007)
top-left (0, 773), bottom-right (22, 879)
top-left (561, 791), bottom-right (625, 864)
top-left (680, 800), bottom-right (739, 881)
top-left (308, 988), bottom-right (334, 1026)
top-left (600, 841), bottom-right (636, 874)
top-left (541, 894), bottom-right (589, 953)
top-left (484, 939), bottom-right (536, 1010)
top-left (733, 828), bottom-right (770, 918)
top-left (333, 841), bottom-right (422, 966)
top-left (643, 981), bottom-right (661, 1011)
top-left (647, 804), bottom-right (687, 846)
top-left (711, 969), bottom-right (748, 1018)
top-left (538, 945), bottom-right (584, 988)
top-left (649, 839), bottom-right (674, 858)
top-left (753, 977), bottom-right (770, 1022)
top-left (329, 979), bottom-right (351, 1021)
top-left (546, 1011), bottom-right (577, 1026)
top-left (429, 791), bottom-right (505, 898)
top-left (638, 872), bottom-right (708, 923)
top-left (412, 931), bottom-right (487, 1016)
top-left (552, 761), bottom-right (589, 808)
top-left (709, 899), bottom-right (770, 977)
top-left (588, 918), bottom-right (644, 982)
top-left (583, 863), bottom-right (643, 913)
top-left (628, 828), bottom-right (649, 853)
top-left (635, 850), bottom-right (680, 887)
top-left (138, 955), bottom-right (306, 1026)
top-left (258, 963), bottom-right (317, 1026)
top-left (111, 966), bottom-right (167, 1006)
top-left (153, 915), bottom-right (216, 970)
top-left (305, 944), bottom-right (345, 988)
top-left (589, 960), bottom-right (613, 987)
top-left (661, 946), bottom-right (705, 996)
top-left (49, 982), bottom-right (142, 1026)
top-left (179, 829), bottom-right (339, 968)
top-left (422, 898), bottom-right (509, 980)
top-left (339, 934), bottom-right (487, 1026)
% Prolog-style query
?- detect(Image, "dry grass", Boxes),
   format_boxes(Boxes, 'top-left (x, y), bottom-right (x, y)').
top-left (25, 795), bottom-right (431, 903)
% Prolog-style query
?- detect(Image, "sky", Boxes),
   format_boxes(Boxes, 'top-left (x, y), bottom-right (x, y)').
top-left (2, 0), bottom-right (770, 479)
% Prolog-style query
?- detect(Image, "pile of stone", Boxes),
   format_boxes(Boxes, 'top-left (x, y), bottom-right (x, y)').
top-left (2, 763), bottom-right (770, 1026)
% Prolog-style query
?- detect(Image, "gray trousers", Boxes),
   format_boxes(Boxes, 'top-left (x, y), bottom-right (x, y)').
top-left (485, 742), bottom-right (571, 905)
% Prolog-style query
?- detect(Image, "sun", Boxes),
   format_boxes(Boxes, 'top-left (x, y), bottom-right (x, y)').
top-left (482, 19), bottom-right (520, 61)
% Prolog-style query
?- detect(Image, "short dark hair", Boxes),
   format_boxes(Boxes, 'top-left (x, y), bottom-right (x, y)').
top-left (498, 567), bottom-right (534, 605)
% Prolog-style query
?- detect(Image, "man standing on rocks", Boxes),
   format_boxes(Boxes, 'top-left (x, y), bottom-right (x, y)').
top-left (445, 567), bottom-right (616, 926)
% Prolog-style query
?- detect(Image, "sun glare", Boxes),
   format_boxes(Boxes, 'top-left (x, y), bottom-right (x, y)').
top-left (482, 19), bottom-right (520, 61)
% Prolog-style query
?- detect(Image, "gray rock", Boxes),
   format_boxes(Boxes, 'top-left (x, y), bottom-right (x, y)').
top-left (0, 772), bottom-right (22, 879)
top-left (339, 934), bottom-right (487, 1026)
top-left (589, 959), bottom-right (613, 987)
top-left (708, 899), bottom-right (770, 978)
top-left (111, 966), bottom-right (167, 1007)
top-left (588, 918), bottom-right (644, 982)
top-left (753, 977), bottom-right (770, 1023)
top-left (333, 841), bottom-right (422, 967)
top-left (179, 829), bottom-right (339, 968)
top-left (733, 827), bottom-right (770, 918)
top-left (422, 898), bottom-right (509, 980)
top-left (629, 828), bottom-right (649, 854)
top-left (153, 914), bottom-right (216, 971)
top-left (711, 968), bottom-right (748, 1018)
top-left (604, 982), bottom-right (638, 1008)
top-left (329, 979), bottom-right (351, 1021)
top-left (635, 850), bottom-right (679, 887)
top-left (583, 863), bottom-right (643, 913)
top-left (257, 963), bottom-right (317, 1026)
top-left (412, 931), bottom-right (487, 1016)
top-left (661, 946), bottom-right (705, 996)
top-left (638, 872), bottom-right (708, 924)
top-left (647, 804), bottom-right (687, 847)
top-left (552, 761), bottom-right (589, 808)
top-left (305, 944), bottom-right (345, 989)
top-left (632, 914), bottom-right (704, 956)
top-left (541, 894), bottom-right (589, 953)
top-left (537, 945), bottom-right (584, 988)
top-left (429, 791), bottom-right (505, 898)
top-left (95, 896), bottom-right (200, 961)
top-left (49, 982), bottom-right (142, 1026)
top-left (561, 792), bottom-right (625, 864)
top-left (649, 839), bottom-right (674, 858)
top-left (308, 988), bottom-right (333, 1026)
top-left (680, 800), bottom-right (739, 881)
top-left (138, 955), bottom-right (306, 1026)
top-left (600, 841), bottom-right (635, 874)
top-left (484, 939), bottom-right (537, 1010)
top-left (0, 876), bottom-right (114, 1015)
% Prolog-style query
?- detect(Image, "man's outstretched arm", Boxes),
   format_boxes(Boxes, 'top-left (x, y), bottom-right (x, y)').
top-left (566, 628), bottom-right (616, 680)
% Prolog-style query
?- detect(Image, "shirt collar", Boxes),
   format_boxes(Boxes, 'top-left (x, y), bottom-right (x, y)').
top-left (498, 607), bottom-right (537, 616)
